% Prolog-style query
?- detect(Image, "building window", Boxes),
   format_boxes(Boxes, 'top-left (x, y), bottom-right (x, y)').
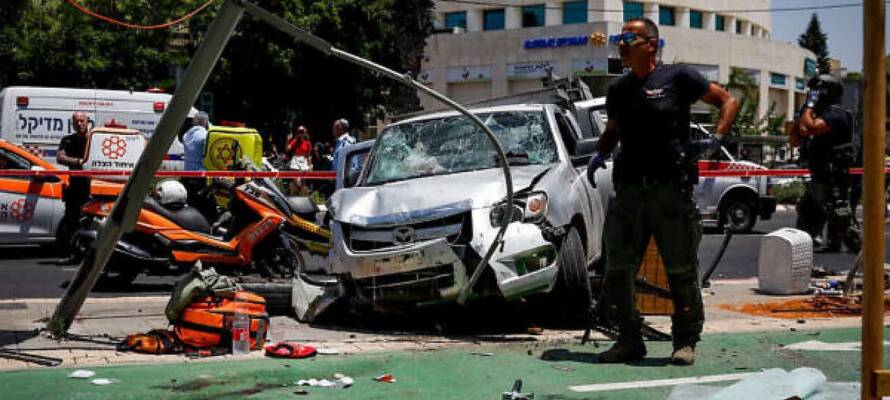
top-left (563, 1), bottom-right (587, 24)
top-left (689, 10), bottom-right (703, 29)
top-left (735, 19), bottom-right (743, 34)
top-left (770, 73), bottom-right (787, 87)
top-left (522, 4), bottom-right (546, 27)
top-left (444, 11), bottom-right (467, 30)
top-left (715, 15), bottom-right (725, 31)
top-left (623, 1), bottom-right (643, 22)
top-left (659, 6), bottom-right (675, 26)
top-left (483, 9), bottom-right (505, 30)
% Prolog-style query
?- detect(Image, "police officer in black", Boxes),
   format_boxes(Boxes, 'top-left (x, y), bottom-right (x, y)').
top-left (792, 75), bottom-right (860, 253)
top-left (586, 18), bottom-right (739, 365)
top-left (55, 111), bottom-right (91, 264)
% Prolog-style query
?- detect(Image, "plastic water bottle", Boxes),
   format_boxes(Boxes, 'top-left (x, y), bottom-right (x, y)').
top-left (232, 311), bottom-right (250, 356)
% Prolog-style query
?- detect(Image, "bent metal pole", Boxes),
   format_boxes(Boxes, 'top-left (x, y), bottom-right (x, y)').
top-left (47, 0), bottom-right (245, 336)
top-left (238, 0), bottom-right (513, 305)
top-left (861, 0), bottom-right (886, 398)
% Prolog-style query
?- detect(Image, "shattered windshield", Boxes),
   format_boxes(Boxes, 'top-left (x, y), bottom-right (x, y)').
top-left (365, 111), bottom-right (557, 185)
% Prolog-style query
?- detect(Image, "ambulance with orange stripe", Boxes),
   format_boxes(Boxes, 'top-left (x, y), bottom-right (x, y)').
top-left (0, 86), bottom-right (199, 171)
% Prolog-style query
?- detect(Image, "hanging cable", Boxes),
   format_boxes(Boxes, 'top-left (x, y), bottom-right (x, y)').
top-left (65, 0), bottom-right (217, 30)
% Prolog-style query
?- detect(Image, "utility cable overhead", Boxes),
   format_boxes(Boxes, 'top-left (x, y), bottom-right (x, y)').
top-left (65, 0), bottom-right (217, 30)
top-left (439, 0), bottom-right (887, 14)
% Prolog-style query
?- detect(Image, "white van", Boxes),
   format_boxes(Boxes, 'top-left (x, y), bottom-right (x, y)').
top-left (0, 86), bottom-right (198, 170)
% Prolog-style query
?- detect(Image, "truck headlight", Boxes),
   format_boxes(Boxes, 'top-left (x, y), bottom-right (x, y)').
top-left (489, 192), bottom-right (549, 227)
top-left (522, 192), bottom-right (548, 224)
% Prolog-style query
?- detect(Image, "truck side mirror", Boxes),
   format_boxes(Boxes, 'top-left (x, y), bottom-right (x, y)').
top-left (571, 138), bottom-right (598, 167)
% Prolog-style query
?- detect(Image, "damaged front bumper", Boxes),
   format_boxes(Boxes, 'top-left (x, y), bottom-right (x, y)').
top-left (329, 207), bottom-right (559, 306)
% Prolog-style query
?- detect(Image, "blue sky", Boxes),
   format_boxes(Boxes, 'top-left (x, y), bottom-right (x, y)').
top-left (770, 0), bottom-right (889, 73)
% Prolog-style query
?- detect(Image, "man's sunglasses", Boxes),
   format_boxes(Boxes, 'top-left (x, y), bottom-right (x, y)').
top-left (609, 32), bottom-right (648, 45)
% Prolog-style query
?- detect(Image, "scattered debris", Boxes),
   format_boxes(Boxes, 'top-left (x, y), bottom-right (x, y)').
top-left (293, 389), bottom-right (309, 395)
top-left (374, 374), bottom-right (396, 383)
top-left (664, 367), bottom-right (857, 400)
top-left (68, 370), bottom-right (96, 379)
top-left (470, 352), bottom-right (494, 357)
top-left (91, 378), bottom-right (119, 385)
top-left (502, 379), bottom-right (533, 400)
top-left (315, 348), bottom-right (340, 355)
top-left (719, 294), bottom-right (882, 319)
top-left (296, 374), bottom-right (353, 388)
top-left (526, 327), bottom-right (544, 335)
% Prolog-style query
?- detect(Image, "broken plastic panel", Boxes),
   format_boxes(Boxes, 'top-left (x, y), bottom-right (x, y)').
top-left (365, 111), bottom-right (556, 185)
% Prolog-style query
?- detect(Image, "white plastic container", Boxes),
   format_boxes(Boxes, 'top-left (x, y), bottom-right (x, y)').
top-left (758, 228), bottom-right (813, 295)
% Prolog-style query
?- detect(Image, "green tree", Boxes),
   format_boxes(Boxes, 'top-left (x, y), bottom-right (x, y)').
top-left (0, 0), bottom-right (435, 142)
top-left (798, 13), bottom-right (831, 74)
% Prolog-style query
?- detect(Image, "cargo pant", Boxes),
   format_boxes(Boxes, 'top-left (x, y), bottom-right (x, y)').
top-left (603, 183), bottom-right (704, 348)
top-left (796, 178), bottom-right (861, 252)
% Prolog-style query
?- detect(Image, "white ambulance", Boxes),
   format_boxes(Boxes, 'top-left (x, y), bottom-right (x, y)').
top-left (0, 86), bottom-right (198, 170)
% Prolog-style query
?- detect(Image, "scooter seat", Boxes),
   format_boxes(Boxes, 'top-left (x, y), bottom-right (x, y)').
top-left (143, 197), bottom-right (212, 234)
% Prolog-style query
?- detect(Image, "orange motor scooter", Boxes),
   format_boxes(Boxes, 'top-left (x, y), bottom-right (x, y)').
top-left (73, 171), bottom-right (331, 285)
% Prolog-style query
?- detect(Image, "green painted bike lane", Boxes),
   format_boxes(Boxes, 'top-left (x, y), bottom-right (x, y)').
top-left (0, 327), bottom-right (879, 399)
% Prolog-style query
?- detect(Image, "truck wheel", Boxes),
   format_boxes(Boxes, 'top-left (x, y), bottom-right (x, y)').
top-left (720, 198), bottom-right (756, 233)
top-left (553, 227), bottom-right (592, 325)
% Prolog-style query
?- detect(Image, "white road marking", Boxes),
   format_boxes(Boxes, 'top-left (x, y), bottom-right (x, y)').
top-left (784, 340), bottom-right (890, 352)
top-left (569, 372), bottom-right (754, 392)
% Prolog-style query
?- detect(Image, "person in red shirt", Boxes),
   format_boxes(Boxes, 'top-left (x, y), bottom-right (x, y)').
top-left (285, 126), bottom-right (313, 195)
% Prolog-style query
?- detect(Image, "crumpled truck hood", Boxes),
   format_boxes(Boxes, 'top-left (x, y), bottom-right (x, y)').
top-left (331, 165), bottom-right (551, 227)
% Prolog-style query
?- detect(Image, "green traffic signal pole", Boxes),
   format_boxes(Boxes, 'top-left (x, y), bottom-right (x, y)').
top-left (49, 0), bottom-right (511, 335)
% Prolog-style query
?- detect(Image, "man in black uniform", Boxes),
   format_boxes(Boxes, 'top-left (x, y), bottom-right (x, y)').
top-left (791, 75), bottom-right (860, 253)
top-left (55, 111), bottom-right (91, 263)
top-left (586, 18), bottom-right (739, 365)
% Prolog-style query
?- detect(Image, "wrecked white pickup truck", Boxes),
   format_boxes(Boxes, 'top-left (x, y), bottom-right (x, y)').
top-left (327, 104), bottom-right (604, 314)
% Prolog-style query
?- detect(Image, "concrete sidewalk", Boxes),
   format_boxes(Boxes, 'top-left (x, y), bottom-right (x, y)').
top-left (0, 278), bottom-right (870, 372)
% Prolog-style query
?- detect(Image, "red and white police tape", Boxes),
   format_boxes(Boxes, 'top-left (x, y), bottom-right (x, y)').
top-left (0, 169), bottom-right (337, 179)
top-left (0, 167), bottom-right (884, 179)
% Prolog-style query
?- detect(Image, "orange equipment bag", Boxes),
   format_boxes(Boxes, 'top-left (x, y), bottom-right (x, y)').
top-left (174, 291), bottom-right (269, 350)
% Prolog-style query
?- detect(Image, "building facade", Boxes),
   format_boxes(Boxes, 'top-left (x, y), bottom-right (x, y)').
top-left (419, 0), bottom-right (817, 122)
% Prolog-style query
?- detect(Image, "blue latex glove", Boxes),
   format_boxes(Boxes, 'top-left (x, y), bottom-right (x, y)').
top-left (805, 88), bottom-right (821, 108)
top-left (586, 151), bottom-right (607, 186)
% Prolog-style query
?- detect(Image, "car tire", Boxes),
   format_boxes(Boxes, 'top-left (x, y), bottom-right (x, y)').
top-left (241, 281), bottom-right (292, 316)
top-left (720, 197), bottom-right (756, 233)
top-left (553, 227), bottom-right (592, 325)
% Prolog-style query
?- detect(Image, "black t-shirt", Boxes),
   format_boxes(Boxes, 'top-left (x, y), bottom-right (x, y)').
top-left (808, 105), bottom-right (852, 176)
top-left (58, 133), bottom-right (90, 199)
top-left (606, 64), bottom-right (710, 183)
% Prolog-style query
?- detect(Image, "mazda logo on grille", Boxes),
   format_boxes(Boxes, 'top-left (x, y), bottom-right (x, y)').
top-left (392, 226), bottom-right (415, 245)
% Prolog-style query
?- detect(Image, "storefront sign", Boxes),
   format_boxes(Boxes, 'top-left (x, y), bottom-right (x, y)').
top-left (446, 65), bottom-right (492, 83)
top-left (804, 58), bottom-right (817, 77)
top-left (507, 61), bottom-right (557, 80)
top-left (769, 73), bottom-right (787, 88)
top-left (572, 58), bottom-right (608, 76)
top-left (524, 35), bottom-right (588, 50)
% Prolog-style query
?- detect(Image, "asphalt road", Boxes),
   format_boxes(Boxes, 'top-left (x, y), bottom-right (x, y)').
top-left (0, 208), bottom-right (885, 300)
